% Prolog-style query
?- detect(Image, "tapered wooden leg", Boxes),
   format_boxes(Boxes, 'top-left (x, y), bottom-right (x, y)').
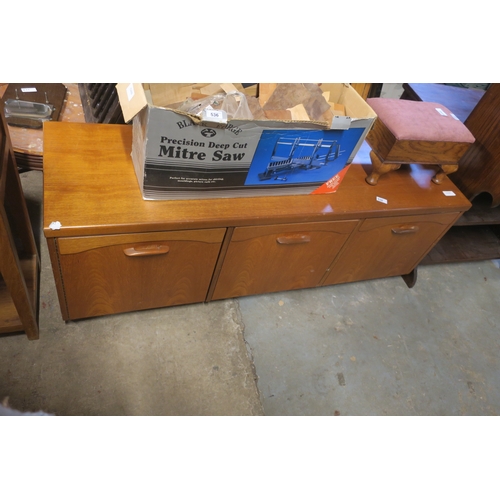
top-left (365, 150), bottom-right (402, 186)
top-left (401, 267), bottom-right (417, 289)
top-left (432, 164), bottom-right (459, 185)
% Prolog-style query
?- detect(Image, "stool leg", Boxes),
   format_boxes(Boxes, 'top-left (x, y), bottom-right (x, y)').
top-left (365, 150), bottom-right (402, 186)
top-left (432, 164), bottom-right (459, 185)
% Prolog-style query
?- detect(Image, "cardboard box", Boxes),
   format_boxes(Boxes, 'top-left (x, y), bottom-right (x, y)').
top-left (116, 83), bottom-right (377, 200)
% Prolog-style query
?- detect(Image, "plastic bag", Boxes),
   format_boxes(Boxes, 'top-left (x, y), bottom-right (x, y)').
top-left (179, 91), bottom-right (253, 120)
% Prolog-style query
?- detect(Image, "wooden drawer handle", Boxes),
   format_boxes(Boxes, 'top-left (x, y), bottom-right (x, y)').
top-left (123, 243), bottom-right (170, 257)
top-left (276, 234), bottom-right (311, 245)
top-left (391, 225), bottom-right (419, 235)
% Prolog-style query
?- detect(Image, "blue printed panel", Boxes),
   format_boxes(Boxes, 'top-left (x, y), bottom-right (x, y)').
top-left (245, 128), bottom-right (364, 186)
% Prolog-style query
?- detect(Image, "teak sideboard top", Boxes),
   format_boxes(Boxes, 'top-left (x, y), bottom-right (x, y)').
top-left (43, 122), bottom-right (470, 239)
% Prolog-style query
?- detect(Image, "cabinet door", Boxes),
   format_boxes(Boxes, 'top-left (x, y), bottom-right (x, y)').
top-left (323, 213), bottom-right (459, 285)
top-left (57, 229), bottom-right (226, 319)
top-left (212, 220), bottom-right (358, 300)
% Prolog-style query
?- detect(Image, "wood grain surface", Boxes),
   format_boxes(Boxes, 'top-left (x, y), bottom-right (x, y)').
top-left (43, 122), bottom-right (471, 239)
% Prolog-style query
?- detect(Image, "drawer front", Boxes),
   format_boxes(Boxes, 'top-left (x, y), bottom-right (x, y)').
top-left (212, 220), bottom-right (358, 300)
top-left (58, 229), bottom-right (226, 319)
top-left (323, 212), bottom-right (459, 285)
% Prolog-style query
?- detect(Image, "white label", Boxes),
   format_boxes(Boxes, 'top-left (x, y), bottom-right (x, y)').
top-left (376, 196), bottom-right (388, 204)
top-left (450, 113), bottom-right (460, 121)
top-left (443, 190), bottom-right (456, 197)
top-left (21, 87), bottom-right (37, 93)
top-left (49, 221), bottom-right (62, 230)
top-left (126, 83), bottom-right (135, 101)
top-left (435, 107), bottom-right (448, 116)
top-left (330, 115), bottom-right (352, 130)
top-left (202, 107), bottom-right (227, 124)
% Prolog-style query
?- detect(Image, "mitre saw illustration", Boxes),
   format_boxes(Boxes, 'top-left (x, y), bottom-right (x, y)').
top-left (258, 135), bottom-right (341, 181)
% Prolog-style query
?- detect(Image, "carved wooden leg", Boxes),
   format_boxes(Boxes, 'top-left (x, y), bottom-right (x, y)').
top-left (365, 150), bottom-right (402, 186)
top-left (432, 164), bottom-right (459, 185)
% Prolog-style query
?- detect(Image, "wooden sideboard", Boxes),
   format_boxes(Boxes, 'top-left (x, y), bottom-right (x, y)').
top-left (43, 122), bottom-right (471, 321)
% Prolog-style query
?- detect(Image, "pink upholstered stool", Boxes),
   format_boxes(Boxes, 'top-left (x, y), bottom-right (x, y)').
top-left (365, 98), bottom-right (475, 186)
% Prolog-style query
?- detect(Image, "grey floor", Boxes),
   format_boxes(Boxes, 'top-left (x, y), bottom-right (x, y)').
top-left (2, 164), bottom-right (500, 416)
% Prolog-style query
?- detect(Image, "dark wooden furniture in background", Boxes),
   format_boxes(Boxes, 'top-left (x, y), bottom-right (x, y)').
top-left (43, 122), bottom-right (470, 321)
top-left (0, 103), bottom-right (40, 340)
top-left (450, 84), bottom-right (500, 206)
top-left (401, 83), bottom-right (485, 123)
top-left (0, 83), bottom-right (85, 171)
top-left (78, 84), bottom-right (125, 124)
top-left (402, 83), bottom-right (500, 264)
top-left (350, 84), bottom-right (382, 100)
top-left (2, 83), bottom-right (67, 128)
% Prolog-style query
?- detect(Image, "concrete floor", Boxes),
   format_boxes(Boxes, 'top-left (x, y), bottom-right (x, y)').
top-left (3, 165), bottom-right (500, 416)
top-left (241, 264), bottom-right (500, 415)
top-left (2, 170), bottom-right (263, 416)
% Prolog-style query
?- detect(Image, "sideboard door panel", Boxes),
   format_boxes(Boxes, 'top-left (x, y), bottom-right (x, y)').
top-left (58, 229), bottom-right (226, 319)
top-left (212, 220), bottom-right (358, 300)
top-left (323, 213), bottom-right (459, 285)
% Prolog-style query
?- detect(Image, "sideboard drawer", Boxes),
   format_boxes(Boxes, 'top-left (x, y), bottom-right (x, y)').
top-left (212, 220), bottom-right (358, 300)
top-left (323, 213), bottom-right (459, 285)
top-left (57, 229), bottom-right (226, 319)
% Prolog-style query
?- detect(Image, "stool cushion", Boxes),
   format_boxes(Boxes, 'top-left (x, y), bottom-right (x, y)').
top-left (367, 98), bottom-right (475, 143)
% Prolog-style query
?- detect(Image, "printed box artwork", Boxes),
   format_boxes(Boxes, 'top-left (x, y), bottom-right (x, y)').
top-left (143, 110), bottom-right (364, 198)
top-left (117, 83), bottom-right (377, 200)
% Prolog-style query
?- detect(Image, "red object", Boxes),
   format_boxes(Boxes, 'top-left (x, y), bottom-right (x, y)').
top-left (311, 164), bottom-right (351, 194)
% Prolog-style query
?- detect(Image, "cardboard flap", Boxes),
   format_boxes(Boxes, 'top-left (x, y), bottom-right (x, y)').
top-left (320, 83), bottom-right (377, 121)
top-left (149, 84), bottom-right (202, 108)
top-left (116, 83), bottom-right (149, 123)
